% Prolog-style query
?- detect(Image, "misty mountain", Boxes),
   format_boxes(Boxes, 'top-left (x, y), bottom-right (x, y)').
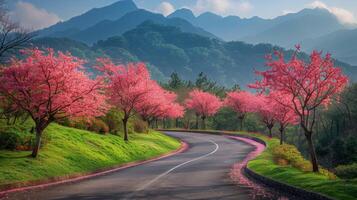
top-left (303, 28), bottom-right (357, 66)
top-left (32, 22), bottom-right (357, 88)
top-left (69, 9), bottom-right (218, 44)
top-left (36, 1), bottom-right (217, 44)
top-left (168, 8), bottom-right (346, 47)
top-left (38, 0), bottom-right (138, 38)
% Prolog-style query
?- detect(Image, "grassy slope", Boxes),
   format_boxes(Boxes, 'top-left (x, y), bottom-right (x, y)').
top-left (0, 124), bottom-right (180, 188)
top-left (242, 132), bottom-right (357, 200)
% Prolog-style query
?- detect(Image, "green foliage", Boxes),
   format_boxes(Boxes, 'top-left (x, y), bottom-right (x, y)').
top-left (88, 119), bottom-right (109, 135)
top-left (133, 120), bottom-right (148, 133)
top-left (211, 108), bottom-right (239, 131)
top-left (0, 120), bottom-right (35, 150)
top-left (335, 163), bottom-right (357, 179)
top-left (272, 144), bottom-right (313, 172)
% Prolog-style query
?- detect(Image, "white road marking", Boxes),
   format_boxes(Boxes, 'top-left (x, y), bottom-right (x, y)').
top-left (123, 137), bottom-right (219, 199)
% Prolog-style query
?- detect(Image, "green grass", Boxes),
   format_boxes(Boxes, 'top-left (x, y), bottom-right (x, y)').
top-left (167, 129), bottom-right (357, 200)
top-left (241, 132), bottom-right (357, 200)
top-left (0, 123), bottom-right (181, 188)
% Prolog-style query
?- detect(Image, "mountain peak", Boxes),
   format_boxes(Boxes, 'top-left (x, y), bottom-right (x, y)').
top-left (168, 8), bottom-right (196, 22)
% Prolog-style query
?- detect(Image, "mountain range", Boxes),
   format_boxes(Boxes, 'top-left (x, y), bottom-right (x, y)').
top-left (32, 0), bottom-right (357, 85)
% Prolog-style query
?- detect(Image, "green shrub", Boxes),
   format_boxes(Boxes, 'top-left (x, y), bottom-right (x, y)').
top-left (335, 163), bottom-right (357, 179)
top-left (88, 119), bottom-right (109, 134)
top-left (0, 130), bottom-right (34, 150)
top-left (133, 120), bottom-right (148, 133)
top-left (272, 144), bottom-right (336, 179)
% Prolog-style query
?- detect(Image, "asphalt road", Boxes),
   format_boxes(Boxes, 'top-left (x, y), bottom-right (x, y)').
top-left (3, 131), bottom-right (283, 200)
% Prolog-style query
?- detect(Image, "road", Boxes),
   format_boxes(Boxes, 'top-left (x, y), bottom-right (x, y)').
top-left (2, 131), bottom-right (288, 200)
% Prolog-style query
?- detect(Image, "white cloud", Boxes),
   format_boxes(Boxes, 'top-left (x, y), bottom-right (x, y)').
top-left (191, 0), bottom-right (253, 16)
top-left (282, 10), bottom-right (295, 15)
top-left (308, 1), bottom-right (356, 24)
top-left (10, 1), bottom-right (61, 30)
top-left (156, 2), bottom-right (175, 16)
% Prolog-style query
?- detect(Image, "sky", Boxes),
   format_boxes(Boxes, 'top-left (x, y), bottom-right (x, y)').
top-left (6, 0), bottom-right (357, 30)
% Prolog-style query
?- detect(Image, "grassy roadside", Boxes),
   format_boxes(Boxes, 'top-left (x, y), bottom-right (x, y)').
top-left (0, 124), bottom-right (181, 189)
top-left (163, 129), bottom-right (357, 200)
top-left (239, 132), bottom-right (357, 200)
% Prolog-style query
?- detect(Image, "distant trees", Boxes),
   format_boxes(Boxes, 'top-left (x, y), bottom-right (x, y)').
top-left (252, 49), bottom-right (348, 172)
top-left (224, 91), bottom-right (256, 131)
top-left (185, 89), bottom-right (222, 129)
top-left (0, 48), bottom-right (107, 157)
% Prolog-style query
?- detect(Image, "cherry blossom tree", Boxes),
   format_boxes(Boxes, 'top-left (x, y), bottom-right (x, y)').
top-left (224, 91), bottom-right (256, 131)
top-left (97, 59), bottom-right (152, 141)
top-left (135, 83), bottom-right (184, 128)
top-left (0, 48), bottom-right (107, 157)
top-left (251, 48), bottom-right (348, 172)
top-left (269, 91), bottom-right (298, 145)
top-left (254, 95), bottom-right (276, 138)
top-left (185, 89), bottom-right (222, 129)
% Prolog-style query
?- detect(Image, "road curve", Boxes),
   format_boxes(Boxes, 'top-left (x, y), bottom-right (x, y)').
top-left (3, 131), bottom-right (279, 200)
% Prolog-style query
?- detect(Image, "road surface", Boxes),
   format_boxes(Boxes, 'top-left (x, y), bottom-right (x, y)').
top-left (2, 131), bottom-right (289, 200)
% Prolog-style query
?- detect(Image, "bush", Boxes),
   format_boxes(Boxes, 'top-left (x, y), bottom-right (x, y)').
top-left (335, 163), bottom-right (357, 179)
top-left (133, 120), bottom-right (148, 133)
top-left (102, 109), bottom-right (123, 134)
top-left (272, 144), bottom-right (312, 171)
top-left (0, 130), bottom-right (34, 151)
top-left (272, 144), bottom-right (336, 179)
top-left (88, 119), bottom-right (109, 134)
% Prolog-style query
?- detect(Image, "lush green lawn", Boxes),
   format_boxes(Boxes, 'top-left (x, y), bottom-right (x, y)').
top-left (0, 124), bottom-right (181, 189)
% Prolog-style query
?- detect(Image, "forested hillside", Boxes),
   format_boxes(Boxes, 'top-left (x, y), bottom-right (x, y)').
top-left (32, 21), bottom-right (357, 87)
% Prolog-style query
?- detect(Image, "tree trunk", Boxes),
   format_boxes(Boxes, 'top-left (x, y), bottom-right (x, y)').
top-left (31, 121), bottom-right (49, 158)
top-left (201, 116), bottom-right (206, 130)
top-left (175, 118), bottom-right (178, 128)
top-left (268, 127), bottom-right (272, 138)
top-left (31, 128), bottom-right (42, 158)
top-left (279, 125), bottom-right (284, 145)
top-left (305, 132), bottom-right (319, 172)
top-left (238, 116), bottom-right (244, 131)
top-left (195, 114), bottom-right (199, 129)
top-left (122, 118), bottom-right (129, 141)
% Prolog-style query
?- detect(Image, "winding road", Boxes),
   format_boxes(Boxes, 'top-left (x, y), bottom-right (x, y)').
top-left (2, 131), bottom-right (291, 200)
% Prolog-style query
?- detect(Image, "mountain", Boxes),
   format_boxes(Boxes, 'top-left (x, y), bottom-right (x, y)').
top-left (37, 0), bottom-right (138, 37)
top-left (303, 28), bottom-right (357, 65)
top-left (69, 9), bottom-right (218, 44)
top-left (244, 8), bottom-right (345, 47)
top-left (168, 8), bottom-right (346, 47)
top-left (32, 22), bottom-right (357, 88)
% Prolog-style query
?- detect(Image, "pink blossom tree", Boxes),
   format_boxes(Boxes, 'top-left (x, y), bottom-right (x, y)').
top-left (0, 48), bottom-right (107, 157)
top-left (251, 48), bottom-right (348, 172)
top-left (97, 59), bottom-right (152, 141)
top-left (224, 91), bottom-right (256, 131)
top-left (269, 91), bottom-right (299, 145)
top-left (185, 89), bottom-right (222, 129)
top-left (253, 95), bottom-right (276, 138)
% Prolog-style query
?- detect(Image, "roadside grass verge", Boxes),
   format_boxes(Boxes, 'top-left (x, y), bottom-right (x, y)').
top-left (0, 123), bottom-right (181, 189)
top-left (162, 129), bottom-right (357, 200)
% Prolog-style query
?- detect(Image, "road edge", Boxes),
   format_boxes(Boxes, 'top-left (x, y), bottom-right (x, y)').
top-left (160, 129), bottom-right (334, 200)
top-left (0, 140), bottom-right (189, 196)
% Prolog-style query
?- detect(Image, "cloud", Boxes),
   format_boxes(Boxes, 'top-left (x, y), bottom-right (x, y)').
top-left (191, 0), bottom-right (253, 16)
top-left (156, 2), bottom-right (175, 16)
top-left (10, 1), bottom-right (61, 30)
top-left (308, 1), bottom-right (356, 24)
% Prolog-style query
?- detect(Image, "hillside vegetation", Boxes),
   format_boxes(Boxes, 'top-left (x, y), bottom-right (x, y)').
top-left (32, 22), bottom-right (357, 88)
top-left (0, 123), bottom-right (180, 188)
